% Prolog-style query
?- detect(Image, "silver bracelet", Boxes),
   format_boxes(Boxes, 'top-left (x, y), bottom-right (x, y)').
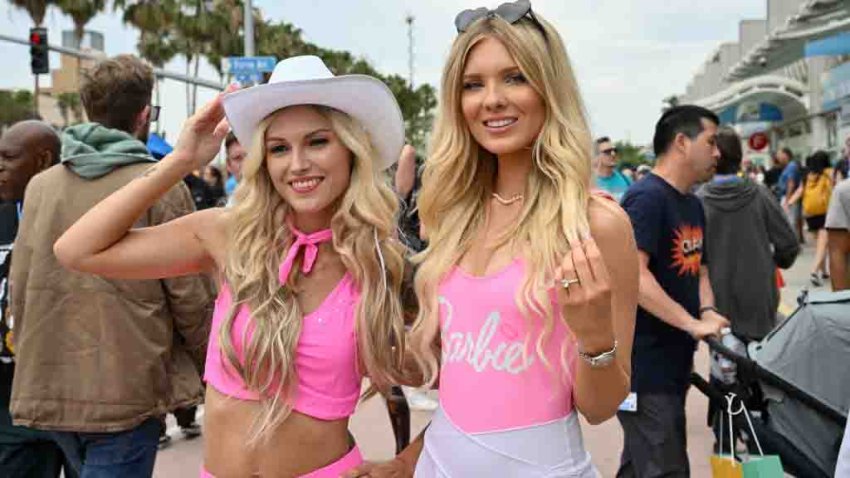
top-left (578, 340), bottom-right (618, 368)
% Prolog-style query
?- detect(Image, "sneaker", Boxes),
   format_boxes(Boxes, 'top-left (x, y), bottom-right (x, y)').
top-left (158, 433), bottom-right (172, 450)
top-left (810, 273), bottom-right (823, 287)
top-left (180, 422), bottom-right (202, 439)
top-left (402, 386), bottom-right (438, 412)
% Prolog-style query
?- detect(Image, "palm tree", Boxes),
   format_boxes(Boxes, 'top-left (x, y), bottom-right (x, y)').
top-left (10, 0), bottom-right (53, 25)
top-left (174, 0), bottom-right (217, 114)
top-left (55, 0), bottom-right (107, 81)
top-left (204, 0), bottom-right (246, 83)
top-left (56, 92), bottom-right (82, 126)
top-left (662, 95), bottom-right (680, 112)
top-left (115, 0), bottom-right (179, 131)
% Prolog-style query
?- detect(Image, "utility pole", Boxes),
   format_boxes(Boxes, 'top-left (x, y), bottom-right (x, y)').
top-left (244, 0), bottom-right (255, 56)
top-left (405, 14), bottom-right (414, 88)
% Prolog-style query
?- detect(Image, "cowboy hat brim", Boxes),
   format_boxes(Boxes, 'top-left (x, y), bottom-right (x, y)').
top-left (222, 75), bottom-right (405, 170)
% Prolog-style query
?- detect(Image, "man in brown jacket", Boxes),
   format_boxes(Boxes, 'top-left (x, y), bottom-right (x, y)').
top-left (9, 54), bottom-right (214, 477)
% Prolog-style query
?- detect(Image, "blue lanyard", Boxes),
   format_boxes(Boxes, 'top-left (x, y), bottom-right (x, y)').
top-left (15, 202), bottom-right (22, 221)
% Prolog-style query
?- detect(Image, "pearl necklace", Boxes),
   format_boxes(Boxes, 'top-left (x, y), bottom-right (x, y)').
top-left (491, 192), bottom-right (524, 205)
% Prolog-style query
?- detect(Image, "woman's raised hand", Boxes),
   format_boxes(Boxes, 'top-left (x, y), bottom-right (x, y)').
top-left (172, 84), bottom-right (239, 170)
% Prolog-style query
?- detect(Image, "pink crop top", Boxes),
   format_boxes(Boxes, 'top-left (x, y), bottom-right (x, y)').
top-left (204, 273), bottom-right (362, 421)
top-left (438, 259), bottom-right (578, 433)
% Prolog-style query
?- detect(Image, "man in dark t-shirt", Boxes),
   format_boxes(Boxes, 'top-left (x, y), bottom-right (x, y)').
top-left (618, 106), bottom-right (730, 477)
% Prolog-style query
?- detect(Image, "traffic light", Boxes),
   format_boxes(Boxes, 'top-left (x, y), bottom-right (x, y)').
top-left (29, 27), bottom-right (49, 75)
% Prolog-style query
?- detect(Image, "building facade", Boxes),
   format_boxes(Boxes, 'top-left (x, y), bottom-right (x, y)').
top-left (679, 0), bottom-right (850, 166)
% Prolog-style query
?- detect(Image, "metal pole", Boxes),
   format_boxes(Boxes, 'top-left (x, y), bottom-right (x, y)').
top-left (0, 33), bottom-right (224, 90)
top-left (244, 0), bottom-right (255, 56)
top-left (405, 15), bottom-right (414, 88)
top-left (33, 75), bottom-right (40, 116)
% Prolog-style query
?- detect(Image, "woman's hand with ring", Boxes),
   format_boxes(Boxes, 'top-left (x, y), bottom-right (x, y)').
top-left (554, 236), bottom-right (616, 353)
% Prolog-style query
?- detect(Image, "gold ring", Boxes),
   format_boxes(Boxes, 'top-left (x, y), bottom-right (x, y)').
top-left (561, 278), bottom-right (580, 290)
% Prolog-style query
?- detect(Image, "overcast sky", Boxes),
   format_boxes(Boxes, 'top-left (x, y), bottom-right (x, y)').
top-left (1, 0), bottom-right (766, 145)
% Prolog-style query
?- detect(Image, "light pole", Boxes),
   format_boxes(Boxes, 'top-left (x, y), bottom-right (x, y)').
top-left (405, 14), bottom-right (414, 88)
top-left (244, 0), bottom-right (255, 56)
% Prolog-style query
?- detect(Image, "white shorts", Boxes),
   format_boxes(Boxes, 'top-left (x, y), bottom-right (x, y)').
top-left (415, 407), bottom-right (598, 478)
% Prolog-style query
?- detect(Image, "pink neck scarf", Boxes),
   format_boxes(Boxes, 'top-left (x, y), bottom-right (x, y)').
top-left (278, 222), bottom-right (333, 284)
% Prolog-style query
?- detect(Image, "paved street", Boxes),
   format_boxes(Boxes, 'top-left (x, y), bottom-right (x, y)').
top-left (153, 243), bottom-right (821, 477)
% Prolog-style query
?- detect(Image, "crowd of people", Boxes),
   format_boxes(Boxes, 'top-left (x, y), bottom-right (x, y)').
top-left (0, 0), bottom-right (848, 477)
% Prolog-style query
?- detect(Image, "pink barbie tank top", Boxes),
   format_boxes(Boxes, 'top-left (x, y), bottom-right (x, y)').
top-left (438, 258), bottom-right (578, 433)
top-left (203, 225), bottom-right (362, 420)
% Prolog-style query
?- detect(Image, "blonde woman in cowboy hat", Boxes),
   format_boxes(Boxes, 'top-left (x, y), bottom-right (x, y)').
top-left (54, 56), bottom-right (415, 477)
top-left (351, 1), bottom-right (639, 476)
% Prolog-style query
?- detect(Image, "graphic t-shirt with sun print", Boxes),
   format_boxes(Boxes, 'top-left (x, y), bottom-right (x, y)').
top-left (621, 173), bottom-right (707, 394)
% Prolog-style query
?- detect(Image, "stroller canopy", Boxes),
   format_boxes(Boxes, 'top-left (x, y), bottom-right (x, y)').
top-left (748, 290), bottom-right (850, 475)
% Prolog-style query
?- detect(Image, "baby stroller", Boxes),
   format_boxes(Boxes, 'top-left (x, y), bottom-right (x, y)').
top-left (690, 290), bottom-right (850, 477)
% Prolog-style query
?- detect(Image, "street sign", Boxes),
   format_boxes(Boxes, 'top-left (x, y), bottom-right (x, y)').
top-left (226, 56), bottom-right (276, 75)
top-left (234, 72), bottom-right (264, 85)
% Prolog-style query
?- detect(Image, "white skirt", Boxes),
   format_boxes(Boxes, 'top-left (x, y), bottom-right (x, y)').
top-left (415, 407), bottom-right (598, 478)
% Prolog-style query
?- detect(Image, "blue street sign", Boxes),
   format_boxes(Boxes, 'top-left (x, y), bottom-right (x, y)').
top-left (228, 56), bottom-right (276, 74)
top-left (235, 71), bottom-right (263, 85)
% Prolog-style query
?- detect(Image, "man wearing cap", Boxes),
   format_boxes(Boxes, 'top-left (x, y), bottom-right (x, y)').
top-left (9, 55), bottom-right (214, 477)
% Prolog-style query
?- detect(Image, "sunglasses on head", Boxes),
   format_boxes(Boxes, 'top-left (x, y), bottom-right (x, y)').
top-left (454, 0), bottom-right (547, 40)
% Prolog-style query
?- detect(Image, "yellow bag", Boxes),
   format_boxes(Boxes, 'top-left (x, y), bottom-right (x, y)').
top-left (712, 393), bottom-right (786, 478)
top-left (712, 401), bottom-right (744, 478)
top-left (711, 454), bottom-right (743, 478)
top-left (802, 172), bottom-right (832, 217)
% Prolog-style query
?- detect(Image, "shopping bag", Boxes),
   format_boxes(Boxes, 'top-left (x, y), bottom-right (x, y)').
top-left (741, 455), bottom-right (784, 478)
top-left (711, 454), bottom-right (743, 478)
top-left (712, 404), bottom-right (743, 478)
top-left (722, 393), bottom-right (785, 478)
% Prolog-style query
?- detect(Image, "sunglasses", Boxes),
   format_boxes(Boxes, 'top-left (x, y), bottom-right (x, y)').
top-left (149, 105), bottom-right (160, 123)
top-left (601, 148), bottom-right (618, 156)
top-left (455, 0), bottom-right (547, 39)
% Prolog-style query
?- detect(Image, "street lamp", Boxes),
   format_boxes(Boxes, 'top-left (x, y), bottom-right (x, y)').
top-left (244, 0), bottom-right (254, 56)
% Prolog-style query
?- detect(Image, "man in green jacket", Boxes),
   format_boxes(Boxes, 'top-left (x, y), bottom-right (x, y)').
top-left (10, 55), bottom-right (214, 478)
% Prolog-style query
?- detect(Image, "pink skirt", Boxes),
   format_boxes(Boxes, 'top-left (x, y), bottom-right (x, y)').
top-left (200, 445), bottom-right (363, 477)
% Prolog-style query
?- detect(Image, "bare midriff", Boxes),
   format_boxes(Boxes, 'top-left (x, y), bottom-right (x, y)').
top-left (202, 386), bottom-right (352, 478)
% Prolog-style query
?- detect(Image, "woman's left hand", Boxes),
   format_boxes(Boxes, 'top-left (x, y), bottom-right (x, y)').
top-left (554, 237), bottom-right (616, 354)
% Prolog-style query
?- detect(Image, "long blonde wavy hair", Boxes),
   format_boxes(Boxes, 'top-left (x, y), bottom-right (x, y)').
top-left (411, 14), bottom-right (593, 386)
top-left (222, 105), bottom-right (407, 443)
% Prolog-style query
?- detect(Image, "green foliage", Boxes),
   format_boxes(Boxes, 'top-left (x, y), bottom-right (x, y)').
top-left (0, 91), bottom-right (37, 128)
top-left (113, 2), bottom-right (438, 149)
top-left (56, 92), bottom-right (83, 126)
top-left (10, 0), bottom-right (54, 26)
top-left (615, 141), bottom-right (653, 170)
top-left (55, 0), bottom-right (106, 44)
top-left (255, 20), bottom-right (436, 151)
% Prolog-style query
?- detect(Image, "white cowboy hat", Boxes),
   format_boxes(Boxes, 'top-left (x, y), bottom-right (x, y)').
top-left (222, 55), bottom-right (404, 170)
